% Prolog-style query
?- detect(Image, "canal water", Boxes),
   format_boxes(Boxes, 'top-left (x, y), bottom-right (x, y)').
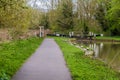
top-left (77, 41), bottom-right (120, 71)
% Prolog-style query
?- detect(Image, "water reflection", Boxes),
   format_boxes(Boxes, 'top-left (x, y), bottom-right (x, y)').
top-left (78, 41), bottom-right (120, 70)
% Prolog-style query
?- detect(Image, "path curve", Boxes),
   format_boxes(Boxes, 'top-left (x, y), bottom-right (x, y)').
top-left (12, 38), bottom-right (72, 80)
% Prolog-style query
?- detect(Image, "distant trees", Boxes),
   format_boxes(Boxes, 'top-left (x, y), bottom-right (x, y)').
top-left (0, 0), bottom-right (43, 39)
top-left (30, 9), bottom-right (43, 29)
top-left (0, 0), bottom-right (120, 39)
top-left (95, 0), bottom-right (120, 36)
top-left (107, 0), bottom-right (120, 36)
top-left (56, 0), bottom-right (74, 33)
top-left (40, 14), bottom-right (49, 29)
top-left (95, 0), bottom-right (110, 31)
top-left (36, 0), bottom-right (120, 36)
top-left (73, 0), bottom-right (100, 35)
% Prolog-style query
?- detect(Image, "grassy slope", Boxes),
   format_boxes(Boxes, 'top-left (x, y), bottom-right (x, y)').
top-left (54, 37), bottom-right (120, 80)
top-left (0, 37), bottom-right (43, 80)
top-left (96, 36), bottom-right (120, 41)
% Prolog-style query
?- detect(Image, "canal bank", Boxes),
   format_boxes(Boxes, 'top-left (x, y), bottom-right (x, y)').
top-left (54, 37), bottom-right (120, 80)
top-left (76, 40), bottom-right (120, 71)
top-left (95, 36), bottom-right (120, 42)
top-left (76, 36), bottom-right (120, 42)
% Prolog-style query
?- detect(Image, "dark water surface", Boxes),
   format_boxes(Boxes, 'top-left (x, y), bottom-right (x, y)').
top-left (77, 41), bottom-right (120, 71)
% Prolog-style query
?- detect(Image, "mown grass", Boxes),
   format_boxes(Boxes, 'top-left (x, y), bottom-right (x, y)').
top-left (96, 36), bottom-right (120, 41)
top-left (0, 37), bottom-right (43, 80)
top-left (54, 37), bottom-right (120, 80)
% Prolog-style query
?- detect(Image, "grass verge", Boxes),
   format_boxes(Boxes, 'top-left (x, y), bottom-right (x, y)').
top-left (96, 36), bottom-right (120, 41)
top-left (54, 37), bottom-right (120, 80)
top-left (0, 37), bottom-right (43, 80)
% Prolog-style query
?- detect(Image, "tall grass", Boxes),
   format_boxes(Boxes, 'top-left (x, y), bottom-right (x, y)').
top-left (0, 37), bottom-right (43, 80)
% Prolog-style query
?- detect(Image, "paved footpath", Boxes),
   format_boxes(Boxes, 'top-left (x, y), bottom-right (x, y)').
top-left (12, 38), bottom-right (72, 80)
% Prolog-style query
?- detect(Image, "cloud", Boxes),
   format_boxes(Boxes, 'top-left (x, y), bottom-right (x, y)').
top-left (36, 0), bottom-right (51, 9)
top-left (28, 0), bottom-right (51, 10)
top-left (28, 0), bottom-right (76, 10)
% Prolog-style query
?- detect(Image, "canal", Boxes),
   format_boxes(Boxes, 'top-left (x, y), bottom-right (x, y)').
top-left (77, 41), bottom-right (120, 71)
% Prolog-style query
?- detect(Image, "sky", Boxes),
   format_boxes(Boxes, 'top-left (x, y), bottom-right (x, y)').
top-left (28, 0), bottom-right (77, 10)
top-left (28, 0), bottom-right (51, 10)
top-left (36, 0), bottom-right (51, 9)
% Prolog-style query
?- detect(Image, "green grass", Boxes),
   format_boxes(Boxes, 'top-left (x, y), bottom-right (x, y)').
top-left (96, 36), bottom-right (120, 41)
top-left (54, 37), bottom-right (120, 80)
top-left (0, 37), bottom-right (43, 80)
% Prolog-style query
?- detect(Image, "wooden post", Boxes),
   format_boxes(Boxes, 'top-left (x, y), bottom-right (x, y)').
top-left (39, 26), bottom-right (44, 37)
top-left (39, 26), bottom-right (42, 37)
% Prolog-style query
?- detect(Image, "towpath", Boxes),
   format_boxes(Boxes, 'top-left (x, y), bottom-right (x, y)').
top-left (12, 38), bottom-right (72, 80)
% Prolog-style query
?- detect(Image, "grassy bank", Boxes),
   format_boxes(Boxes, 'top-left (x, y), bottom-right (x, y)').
top-left (96, 36), bottom-right (120, 41)
top-left (0, 37), bottom-right (43, 80)
top-left (54, 37), bottom-right (120, 80)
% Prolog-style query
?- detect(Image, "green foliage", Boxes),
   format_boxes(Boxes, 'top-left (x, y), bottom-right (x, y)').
top-left (95, 0), bottom-right (110, 32)
top-left (29, 9), bottom-right (43, 29)
top-left (94, 0), bottom-right (120, 36)
top-left (56, 0), bottom-right (74, 32)
top-left (0, 70), bottom-right (10, 80)
top-left (47, 10), bottom-right (59, 32)
top-left (107, 0), bottom-right (120, 36)
top-left (0, 0), bottom-right (43, 39)
top-left (54, 37), bottom-right (120, 80)
top-left (0, 0), bottom-right (30, 38)
top-left (83, 22), bottom-right (89, 36)
top-left (1, 0), bottom-right (120, 38)
top-left (0, 37), bottom-right (43, 79)
top-left (40, 14), bottom-right (50, 29)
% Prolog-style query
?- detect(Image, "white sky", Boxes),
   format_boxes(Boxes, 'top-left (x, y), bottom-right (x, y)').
top-left (36, 0), bottom-right (51, 9)
top-left (28, 0), bottom-right (51, 9)
top-left (28, 0), bottom-right (76, 10)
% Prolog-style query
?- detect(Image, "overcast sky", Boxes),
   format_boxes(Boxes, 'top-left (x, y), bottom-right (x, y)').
top-left (28, 0), bottom-right (51, 9)
top-left (28, 0), bottom-right (77, 10)
top-left (36, 0), bottom-right (51, 9)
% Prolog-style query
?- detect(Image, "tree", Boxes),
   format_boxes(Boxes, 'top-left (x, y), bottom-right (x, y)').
top-left (95, 1), bottom-right (109, 31)
top-left (83, 22), bottom-right (89, 36)
top-left (56, 0), bottom-right (74, 33)
top-left (107, 0), bottom-right (120, 36)
top-left (0, 0), bottom-right (45, 39)
top-left (75, 0), bottom-right (100, 33)
top-left (0, 0), bottom-right (32, 39)
top-left (40, 14), bottom-right (49, 29)
top-left (29, 9), bottom-right (43, 29)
